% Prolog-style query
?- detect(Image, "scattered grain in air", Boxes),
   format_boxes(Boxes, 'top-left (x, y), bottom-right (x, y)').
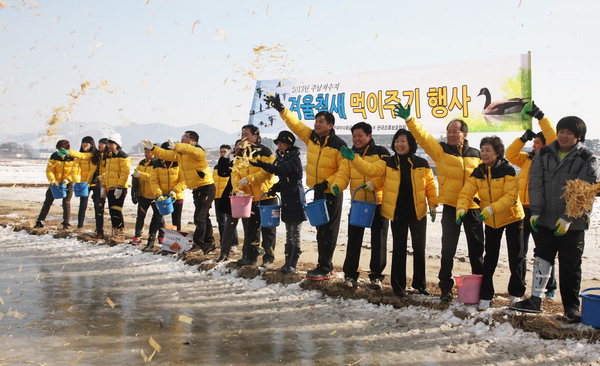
top-left (18, 265), bottom-right (22, 272)
top-left (149, 337), bottom-right (161, 352)
top-left (329, 330), bottom-right (337, 335)
top-left (105, 297), bottom-right (115, 309)
top-left (307, 5), bottom-right (312, 17)
top-left (146, 25), bottom-right (152, 36)
top-left (6, 288), bottom-right (11, 295)
top-left (0, 313), bottom-right (4, 320)
top-left (140, 349), bottom-right (148, 362)
top-left (148, 350), bottom-right (157, 362)
top-left (0, 296), bottom-right (3, 304)
top-left (178, 315), bottom-right (193, 324)
top-left (191, 19), bottom-right (200, 34)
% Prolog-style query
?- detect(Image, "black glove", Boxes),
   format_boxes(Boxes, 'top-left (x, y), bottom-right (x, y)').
top-left (526, 101), bottom-right (544, 120)
top-left (313, 181), bottom-right (328, 196)
top-left (267, 183), bottom-right (280, 196)
top-left (264, 93), bottom-right (284, 112)
top-left (249, 160), bottom-right (267, 169)
top-left (520, 129), bottom-right (536, 142)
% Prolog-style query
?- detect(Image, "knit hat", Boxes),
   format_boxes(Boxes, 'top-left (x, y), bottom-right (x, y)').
top-left (107, 133), bottom-right (122, 148)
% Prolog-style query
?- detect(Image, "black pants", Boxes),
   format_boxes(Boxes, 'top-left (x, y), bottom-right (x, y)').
top-left (135, 197), bottom-right (165, 239)
top-left (535, 226), bottom-right (585, 312)
top-left (37, 183), bottom-right (73, 226)
top-left (523, 207), bottom-right (557, 292)
top-left (315, 192), bottom-right (344, 273)
top-left (343, 205), bottom-right (389, 281)
top-left (215, 198), bottom-right (238, 247)
top-left (92, 185), bottom-right (106, 235)
top-left (438, 204), bottom-right (485, 291)
top-left (107, 188), bottom-right (127, 229)
top-left (171, 199), bottom-right (183, 231)
top-left (391, 215), bottom-right (427, 293)
top-left (480, 220), bottom-right (526, 300)
top-left (77, 194), bottom-right (89, 229)
top-left (241, 198), bottom-right (277, 263)
top-left (220, 215), bottom-right (240, 256)
top-left (192, 184), bottom-right (216, 249)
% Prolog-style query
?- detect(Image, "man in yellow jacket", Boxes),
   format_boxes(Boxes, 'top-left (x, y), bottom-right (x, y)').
top-left (395, 103), bottom-right (484, 301)
top-left (131, 148), bottom-right (164, 247)
top-left (141, 130), bottom-right (216, 254)
top-left (265, 93), bottom-right (348, 280)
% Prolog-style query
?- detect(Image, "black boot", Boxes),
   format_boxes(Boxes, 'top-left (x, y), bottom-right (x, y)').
top-left (510, 296), bottom-right (542, 313)
top-left (34, 220), bottom-right (44, 229)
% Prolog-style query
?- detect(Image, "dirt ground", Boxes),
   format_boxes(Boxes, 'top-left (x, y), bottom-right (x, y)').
top-left (1, 198), bottom-right (599, 343)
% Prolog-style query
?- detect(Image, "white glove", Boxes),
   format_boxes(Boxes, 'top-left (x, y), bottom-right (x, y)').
top-left (141, 139), bottom-right (154, 150)
top-left (225, 150), bottom-right (232, 159)
top-left (167, 138), bottom-right (175, 150)
top-left (365, 181), bottom-right (375, 191)
top-left (169, 190), bottom-right (177, 199)
top-left (50, 180), bottom-right (58, 186)
top-left (62, 179), bottom-right (69, 185)
top-left (238, 177), bottom-right (248, 186)
top-left (132, 169), bottom-right (141, 178)
top-left (235, 190), bottom-right (245, 196)
top-left (113, 188), bottom-right (123, 199)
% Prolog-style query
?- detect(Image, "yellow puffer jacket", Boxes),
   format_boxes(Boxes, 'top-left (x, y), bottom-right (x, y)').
top-left (230, 143), bottom-right (277, 202)
top-left (135, 158), bottom-right (156, 199)
top-left (46, 152), bottom-right (76, 183)
top-left (149, 160), bottom-right (185, 200)
top-left (406, 117), bottom-right (481, 208)
top-left (68, 150), bottom-right (103, 186)
top-left (351, 153), bottom-right (437, 221)
top-left (103, 150), bottom-right (130, 189)
top-left (506, 117), bottom-right (557, 206)
top-left (456, 159), bottom-right (524, 228)
top-left (280, 108), bottom-right (349, 193)
top-left (335, 139), bottom-right (389, 204)
top-left (152, 143), bottom-right (213, 190)
top-left (213, 165), bottom-right (230, 199)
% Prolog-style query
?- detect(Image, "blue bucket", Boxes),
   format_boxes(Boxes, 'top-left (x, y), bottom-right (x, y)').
top-left (258, 192), bottom-right (281, 228)
top-left (580, 287), bottom-right (600, 328)
top-left (73, 182), bottom-right (89, 197)
top-left (155, 196), bottom-right (174, 216)
top-left (303, 188), bottom-right (329, 227)
top-left (50, 184), bottom-right (67, 199)
top-left (349, 185), bottom-right (377, 228)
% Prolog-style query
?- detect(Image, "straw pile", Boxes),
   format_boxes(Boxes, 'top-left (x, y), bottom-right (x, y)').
top-left (560, 179), bottom-right (600, 218)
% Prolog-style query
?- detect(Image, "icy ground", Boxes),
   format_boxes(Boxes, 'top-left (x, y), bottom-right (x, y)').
top-left (0, 226), bottom-right (599, 365)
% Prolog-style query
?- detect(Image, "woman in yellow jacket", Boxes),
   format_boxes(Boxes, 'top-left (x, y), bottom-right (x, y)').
top-left (506, 102), bottom-right (558, 297)
top-left (341, 129), bottom-right (437, 297)
top-left (104, 134), bottom-right (130, 238)
top-left (335, 122), bottom-right (390, 290)
top-left (35, 139), bottom-right (75, 230)
top-left (150, 141), bottom-right (186, 233)
top-left (456, 136), bottom-right (526, 310)
top-left (71, 136), bottom-right (98, 230)
top-left (230, 125), bottom-right (277, 267)
top-left (131, 148), bottom-right (164, 247)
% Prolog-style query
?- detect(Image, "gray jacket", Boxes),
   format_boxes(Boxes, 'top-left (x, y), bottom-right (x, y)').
top-left (529, 141), bottom-right (599, 230)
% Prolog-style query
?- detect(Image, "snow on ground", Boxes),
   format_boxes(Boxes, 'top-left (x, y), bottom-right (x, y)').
top-left (0, 226), bottom-right (599, 365)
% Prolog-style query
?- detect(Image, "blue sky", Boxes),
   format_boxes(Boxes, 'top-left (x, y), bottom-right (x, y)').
top-left (1, 0), bottom-right (599, 139)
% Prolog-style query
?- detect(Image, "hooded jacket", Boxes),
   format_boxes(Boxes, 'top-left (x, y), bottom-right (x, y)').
top-left (506, 117), bottom-right (557, 206)
top-left (46, 152), bottom-right (76, 183)
top-left (151, 143), bottom-right (213, 190)
top-left (149, 160), bottom-right (185, 200)
top-left (230, 143), bottom-right (277, 202)
top-left (406, 117), bottom-right (481, 208)
top-left (457, 158), bottom-right (524, 229)
top-left (530, 141), bottom-right (599, 230)
top-left (280, 108), bottom-right (349, 193)
top-left (335, 139), bottom-right (389, 204)
top-left (350, 153), bottom-right (437, 221)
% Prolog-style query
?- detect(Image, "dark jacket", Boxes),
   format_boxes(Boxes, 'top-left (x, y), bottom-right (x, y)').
top-left (216, 156), bottom-right (234, 215)
top-left (253, 146), bottom-right (306, 224)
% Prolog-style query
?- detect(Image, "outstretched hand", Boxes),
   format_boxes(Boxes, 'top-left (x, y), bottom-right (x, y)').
top-left (264, 93), bottom-right (284, 112)
top-left (521, 101), bottom-right (544, 120)
top-left (57, 148), bottom-right (69, 158)
top-left (340, 145), bottom-right (356, 160)
top-left (393, 102), bottom-right (411, 120)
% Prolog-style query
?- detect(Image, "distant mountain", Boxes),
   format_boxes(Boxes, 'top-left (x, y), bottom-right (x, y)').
top-left (0, 121), bottom-right (238, 150)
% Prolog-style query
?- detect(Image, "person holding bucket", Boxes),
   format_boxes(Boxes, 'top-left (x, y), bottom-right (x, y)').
top-left (395, 102), bottom-right (484, 302)
top-left (512, 116), bottom-right (599, 323)
top-left (104, 133), bottom-right (130, 240)
top-left (341, 129), bottom-right (437, 297)
top-left (35, 139), bottom-right (75, 230)
top-left (141, 131), bottom-right (216, 254)
top-left (456, 136), bottom-right (526, 310)
top-left (213, 144), bottom-right (239, 254)
top-left (71, 136), bottom-right (98, 230)
top-left (506, 102), bottom-right (558, 298)
top-left (150, 141), bottom-right (186, 236)
top-left (231, 125), bottom-right (278, 268)
top-left (335, 122), bottom-right (390, 290)
top-left (265, 94), bottom-right (348, 280)
top-left (131, 148), bottom-right (164, 247)
top-left (249, 130), bottom-right (306, 273)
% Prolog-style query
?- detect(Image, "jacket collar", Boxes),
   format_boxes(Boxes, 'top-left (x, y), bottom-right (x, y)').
top-left (352, 138), bottom-right (375, 155)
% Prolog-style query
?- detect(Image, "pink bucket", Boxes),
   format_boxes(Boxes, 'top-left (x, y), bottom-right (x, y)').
top-left (454, 274), bottom-right (483, 304)
top-left (230, 195), bottom-right (253, 218)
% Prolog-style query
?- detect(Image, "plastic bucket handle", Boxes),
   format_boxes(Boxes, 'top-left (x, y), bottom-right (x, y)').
top-left (258, 192), bottom-right (280, 206)
top-left (580, 287), bottom-right (600, 297)
top-left (352, 184), bottom-right (377, 203)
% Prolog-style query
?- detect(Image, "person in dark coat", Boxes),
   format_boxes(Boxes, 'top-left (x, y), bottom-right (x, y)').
top-left (216, 139), bottom-right (242, 262)
top-left (250, 130), bottom-right (306, 273)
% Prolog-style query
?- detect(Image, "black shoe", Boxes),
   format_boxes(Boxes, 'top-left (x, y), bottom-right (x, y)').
top-left (236, 258), bottom-right (257, 266)
top-left (280, 265), bottom-right (295, 274)
top-left (34, 221), bottom-right (44, 229)
top-left (416, 288), bottom-right (431, 296)
top-left (510, 296), bottom-right (542, 313)
top-left (202, 243), bottom-right (217, 255)
top-left (307, 267), bottom-right (334, 280)
top-left (394, 289), bottom-right (407, 298)
top-left (564, 308), bottom-right (582, 323)
top-left (369, 279), bottom-right (382, 290)
top-left (62, 223), bottom-right (72, 230)
top-left (440, 291), bottom-right (453, 303)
